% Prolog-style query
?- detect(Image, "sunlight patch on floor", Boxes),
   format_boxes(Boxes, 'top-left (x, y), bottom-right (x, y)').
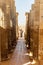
top-left (23, 59), bottom-right (36, 65)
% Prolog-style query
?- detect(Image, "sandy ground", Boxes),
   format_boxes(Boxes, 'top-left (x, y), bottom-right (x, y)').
top-left (1, 38), bottom-right (38, 65)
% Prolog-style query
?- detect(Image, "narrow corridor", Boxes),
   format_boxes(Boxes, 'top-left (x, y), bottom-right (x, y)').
top-left (0, 0), bottom-right (43, 65)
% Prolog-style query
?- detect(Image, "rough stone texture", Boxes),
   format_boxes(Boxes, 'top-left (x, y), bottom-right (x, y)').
top-left (0, 27), bottom-right (8, 61)
top-left (29, 0), bottom-right (43, 64)
top-left (0, 0), bottom-right (16, 61)
top-left (16, 13), bottom-right (19, 40)
top-left (25, 13), bottom-right (30, 48)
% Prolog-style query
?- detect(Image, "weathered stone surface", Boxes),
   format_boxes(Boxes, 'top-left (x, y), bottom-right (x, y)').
top-left (0, 0), bottom-right (16, 61)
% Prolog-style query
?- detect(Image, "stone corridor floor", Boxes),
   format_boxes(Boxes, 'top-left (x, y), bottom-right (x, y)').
top-left (1, 38), bottom-right (38, 65)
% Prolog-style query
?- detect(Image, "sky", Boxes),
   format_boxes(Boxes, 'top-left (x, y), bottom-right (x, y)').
top-left (15, 0), bottom-right (34, 26)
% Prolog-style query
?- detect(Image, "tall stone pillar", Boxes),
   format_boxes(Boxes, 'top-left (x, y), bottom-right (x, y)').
top-left (16, 12), bottom-right (19, 40)
top-left (33, 0), bottom-right (43, 64)
top-left (0, 0), bottom-right (16, 61)
top-left (38, 0), bottom-right (43, 61)
top-left (10, 0), bottom-right (17, 48)
top-left (25, 13), bottom-right (30, 48)
top-left (31, 4), bottom-right (39, 60)
top-left (29, 2), bottom-right (39, 60)
top-left (0, 6), bottom-right (8, 61)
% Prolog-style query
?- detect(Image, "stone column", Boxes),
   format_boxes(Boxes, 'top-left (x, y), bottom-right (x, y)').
top-left (25, 13), bottom-right (30, 48)
top-left (0, 6), bottom-right (8, 61)
top-left (16, 12), bottom-right (19, 40)
top-left (38, 0), bottom-right (43, 62)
